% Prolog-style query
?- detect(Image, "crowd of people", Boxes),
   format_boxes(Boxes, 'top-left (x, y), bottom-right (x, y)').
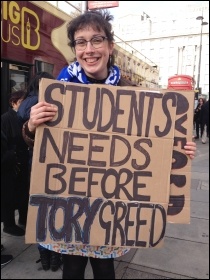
top-left (1, 9), bottom-right (197, 278)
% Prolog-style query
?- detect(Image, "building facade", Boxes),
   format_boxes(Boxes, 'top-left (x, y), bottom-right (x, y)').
top-left (113, 2), bottom-right (209, 98)
top-left (47, 1), bottom-right (160, 88)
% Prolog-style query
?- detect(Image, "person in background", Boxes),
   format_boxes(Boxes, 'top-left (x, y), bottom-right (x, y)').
top-left (1, 90), bottom-right (29, 236)
top-left (1, 130), bottom-right (14, 267)
top-left (9, 79), bottom-right (17, 93)
top-left (17, 72), bottom-right (56, 125)
top-left (17, 72), bottom-right (62, 272)
top-left (200, 99), bottom-right (209, 144)
top-left (21, 10), bottom-right (197, 279)
top-left (20, 81), bottom-right (27, 92)
top-left (194, 97), bottom-right (206, 139)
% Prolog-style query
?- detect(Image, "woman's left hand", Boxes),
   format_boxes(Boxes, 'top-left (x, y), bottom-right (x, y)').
top-left (184, 141), bottom-right (196, 159)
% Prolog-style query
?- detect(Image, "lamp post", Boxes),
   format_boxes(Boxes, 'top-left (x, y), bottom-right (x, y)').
top-left (196, 16), bottom-right (208, 95)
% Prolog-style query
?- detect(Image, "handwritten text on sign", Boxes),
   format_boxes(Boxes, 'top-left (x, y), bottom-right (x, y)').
top-left (25, 79), bottom-right (194, 248)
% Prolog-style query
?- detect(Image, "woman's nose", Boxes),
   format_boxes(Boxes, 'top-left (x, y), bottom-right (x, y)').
top-left (85, 41), bottom-right (95, 51)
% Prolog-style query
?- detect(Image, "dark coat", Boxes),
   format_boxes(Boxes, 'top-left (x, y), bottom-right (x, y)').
top-left (194, 102), bottom-right (204, 123)
top-left (1, 108), bottom-right (29, 165)
top-left (200, 100), bottom-right (209, 126)
top-left (1, 130), bottom-right (17, 222)
top-left (1, 108), bottom-right (30, 223)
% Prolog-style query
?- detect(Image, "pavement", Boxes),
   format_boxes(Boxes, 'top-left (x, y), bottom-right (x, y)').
top-left (1, 137), bottom-right (209, 279)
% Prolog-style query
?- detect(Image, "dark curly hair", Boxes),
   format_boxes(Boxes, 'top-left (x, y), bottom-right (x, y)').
top-left (67, 10), bottom-right (115, 67)
top-left (23, 71), bottom-right (55, 100)
top-left (9, 90), bottom-right (25, 107)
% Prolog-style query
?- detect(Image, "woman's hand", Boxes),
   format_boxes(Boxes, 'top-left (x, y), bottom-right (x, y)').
top-left (28, 101), bottom-right (58, 133)
top-left (184, 141), bottom-right (196, 160)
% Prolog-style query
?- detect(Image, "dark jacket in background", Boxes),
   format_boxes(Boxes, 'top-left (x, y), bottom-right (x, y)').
top-left (1, 130), bottom-right (16, 222)
top-left (200, 100), bottom-right (209, 125)
top-left (1, 108), bottom-right (30, 224)
top-left (194, 102), bottom-right (203, 122)
top-left (200, 100), bottom-right (209, 136)
top-left (17, 91), bottom-right (38, 171)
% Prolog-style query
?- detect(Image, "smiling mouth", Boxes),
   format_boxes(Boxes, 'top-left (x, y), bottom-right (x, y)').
top-left (85, 58), bottom-right (99, 63)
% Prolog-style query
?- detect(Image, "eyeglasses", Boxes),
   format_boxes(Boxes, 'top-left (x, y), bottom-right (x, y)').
top-left (73, 36), bottom-right (108, 51)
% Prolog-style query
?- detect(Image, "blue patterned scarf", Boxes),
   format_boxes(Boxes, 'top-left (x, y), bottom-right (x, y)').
top-left (57, 61), bottom-right (120, 86)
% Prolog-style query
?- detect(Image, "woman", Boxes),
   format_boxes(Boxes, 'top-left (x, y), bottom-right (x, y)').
top-left (1, 90), bottom-right (29, 236)
top-left (1, 130), bottom-right (13, 266)
top-left (17, 71), bottom-right (55, 126)
top-left (22, 10), bottom-right (196, 279)
top-left (17, 72), bottom-right (61, 272)
top-left (194, 97), bottom-right (205, 139)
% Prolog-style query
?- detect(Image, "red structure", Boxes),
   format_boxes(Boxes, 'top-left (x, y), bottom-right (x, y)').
top-left (167, 75), bottom-right (195, 91)
top-left (88, 1), bottom-right (119, 10)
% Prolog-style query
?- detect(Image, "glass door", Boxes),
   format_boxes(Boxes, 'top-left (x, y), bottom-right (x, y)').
top-left (1, 62), bottom-right (32, 114)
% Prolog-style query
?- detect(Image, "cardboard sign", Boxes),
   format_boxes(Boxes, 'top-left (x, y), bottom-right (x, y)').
top-left (25, 79), bottom-right (194, 248)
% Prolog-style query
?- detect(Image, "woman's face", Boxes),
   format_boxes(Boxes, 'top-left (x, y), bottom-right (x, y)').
top-left (74, 26), bottom-right (114, 80)
top-left (199, 99), bottom-right (204, 104)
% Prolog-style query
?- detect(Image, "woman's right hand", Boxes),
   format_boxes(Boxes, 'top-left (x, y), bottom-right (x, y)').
top-left (28, 101), bottom-right (58, 133)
